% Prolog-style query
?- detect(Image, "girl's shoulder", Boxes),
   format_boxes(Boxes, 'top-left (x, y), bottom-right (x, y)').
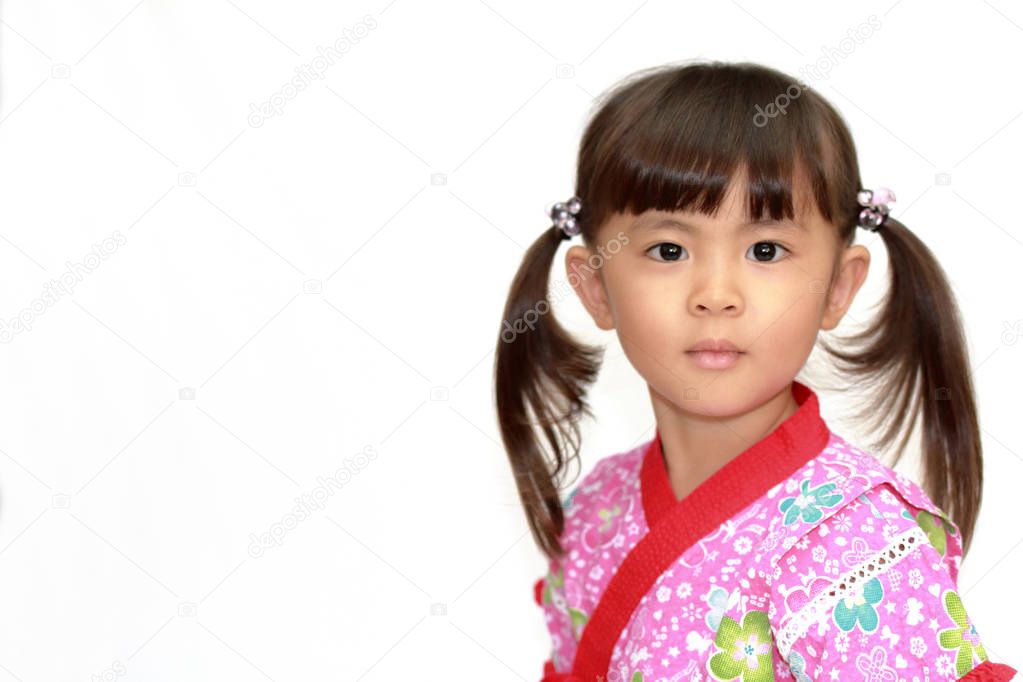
top-left (558, 438), bottom-right (648, 520)
top-left (536, 438), bottom-right (652, 671)
top-left (764, 431), bottom-right (964, 576)
top-left (819, 432), bottom-right (956, 529)
top-left (831, 433), bottom-right (948, 508)
top-left (762, 433), bottom-right (996, 676)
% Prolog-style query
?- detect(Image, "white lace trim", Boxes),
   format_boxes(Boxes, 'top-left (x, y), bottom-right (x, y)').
top-left (776, 524), bottom-right (929, 658)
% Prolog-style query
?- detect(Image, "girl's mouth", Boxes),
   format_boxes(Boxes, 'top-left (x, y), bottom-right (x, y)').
top-left (685, 350), bottom-right (743, 370)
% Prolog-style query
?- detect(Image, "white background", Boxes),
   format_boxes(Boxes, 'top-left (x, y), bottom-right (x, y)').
top-left (1, 0), bottom-right (1020, 679)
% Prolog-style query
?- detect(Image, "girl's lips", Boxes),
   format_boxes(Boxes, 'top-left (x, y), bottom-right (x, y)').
top-left (685, 350), bottom-right (743, 370)
top-left (687, 337), bottom-right (742, 353)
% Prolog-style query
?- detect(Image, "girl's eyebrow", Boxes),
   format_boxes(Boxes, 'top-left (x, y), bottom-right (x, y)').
top-left (633, 217), bottom-right (806, 233)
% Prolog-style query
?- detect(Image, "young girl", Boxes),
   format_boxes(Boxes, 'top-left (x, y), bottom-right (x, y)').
top-left (494, 61), bottom-right (1017, 682)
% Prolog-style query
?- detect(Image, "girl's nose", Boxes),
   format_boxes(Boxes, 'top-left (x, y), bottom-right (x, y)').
top-left (689, 277), bottom-right (743, 316)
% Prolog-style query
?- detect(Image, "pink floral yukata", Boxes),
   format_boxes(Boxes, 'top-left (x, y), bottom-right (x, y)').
top-left (533, 381), bottom-right (1017, 682)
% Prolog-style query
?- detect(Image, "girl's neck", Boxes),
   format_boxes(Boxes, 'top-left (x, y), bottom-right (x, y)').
top-left (649, 381), bottom-right (799, 502)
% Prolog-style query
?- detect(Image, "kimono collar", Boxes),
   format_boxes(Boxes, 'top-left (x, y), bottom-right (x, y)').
top-left (640, 380), bottom-right (830, 529)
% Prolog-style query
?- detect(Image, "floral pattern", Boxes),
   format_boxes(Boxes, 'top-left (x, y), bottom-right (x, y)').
top-left (770, 477), bottom-right (998, 681)
top-left (536, 430), bottom-right (1009, 680)
top-left (832, 576), bottom-right (883, 633)
top-left (904, 508), bottom-right (957, 558)
top-left (705, 585), bottom-right (734, 633)
top-left (542, 563), bottom-right (589, 646)
top-left (708, 610), bottom-right (773, 681)
top-left (778, 478), bottom-right (843, 525)
top-left (937, 590), bottom-right (988, 675)
top-left (787, 651), bottom-right (811, 682)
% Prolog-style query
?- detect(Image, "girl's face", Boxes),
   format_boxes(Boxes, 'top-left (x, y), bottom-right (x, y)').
top-left (565, 177), bottom-right (870, 417)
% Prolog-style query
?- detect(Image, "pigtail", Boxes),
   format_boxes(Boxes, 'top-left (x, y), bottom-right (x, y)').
top-left (494, 226), bottom-right (604, 562)
top-left (819, 217), bottom-right (982, 553)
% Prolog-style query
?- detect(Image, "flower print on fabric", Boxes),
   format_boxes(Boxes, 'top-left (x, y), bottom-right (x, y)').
top-left (537, 449), bottom-right (651, 675)
top-left (579, 478), bottom-right (634, 553)
top-left (562, 485), bottom-right (579, 510)
top-left (707, 610), bottom-right (773, 682)
top-left (902, 507), bottom-right (957, 557)
top-left (767, 479), bottom-right (1009, 681)
top-left (833, 576), bottom-right (883, 633)
top-left (704, 585), bottom-right (738, 633)
top-left (778, 478), bottom-right (843, 525)
top-left (786, 651), bottom-right (811, 682)
top-left (534, 395), bottom-right (1018, 680)
top-left (937, 589), bottom-right (989, 675)
top-left (855, 646), bottom-right (898, 681)
top-left (542, 563), bottom-right (589, 639)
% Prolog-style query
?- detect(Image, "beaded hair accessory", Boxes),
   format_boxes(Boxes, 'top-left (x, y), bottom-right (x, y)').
top-left (856, 187), bottom-right (896, 232)
top-left (547, 196), bottom-right (582, 241)
top-left (548, 187), bottom-right (896, 239)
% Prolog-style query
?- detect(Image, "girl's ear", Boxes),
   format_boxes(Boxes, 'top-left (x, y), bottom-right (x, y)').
top-left (566, 245), bottom-right (615, 331)
top-left (821, 244), bottom-right (870, 331)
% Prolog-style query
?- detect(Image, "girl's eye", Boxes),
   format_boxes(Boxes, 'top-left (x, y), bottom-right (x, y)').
top-left (747, 241), bottom-right (790, 263)
top-left (645, 243), bottom-right (686, 262)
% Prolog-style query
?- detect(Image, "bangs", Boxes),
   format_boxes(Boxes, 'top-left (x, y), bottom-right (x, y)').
top-left (577, 62), bottom-right (859, 234)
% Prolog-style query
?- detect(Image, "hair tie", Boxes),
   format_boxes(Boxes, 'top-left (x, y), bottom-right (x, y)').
top-left (547, 196), bottom-right (582, 240)
top-left (857, 187), bottom-right (896, 232)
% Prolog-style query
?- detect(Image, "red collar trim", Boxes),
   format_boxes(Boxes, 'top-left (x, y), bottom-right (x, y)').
top-left (640, 380), bottom-right (830, 529)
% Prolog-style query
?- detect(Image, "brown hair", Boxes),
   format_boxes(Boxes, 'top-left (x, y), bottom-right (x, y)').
top-left (493, 60), bottom-right (983, 561)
